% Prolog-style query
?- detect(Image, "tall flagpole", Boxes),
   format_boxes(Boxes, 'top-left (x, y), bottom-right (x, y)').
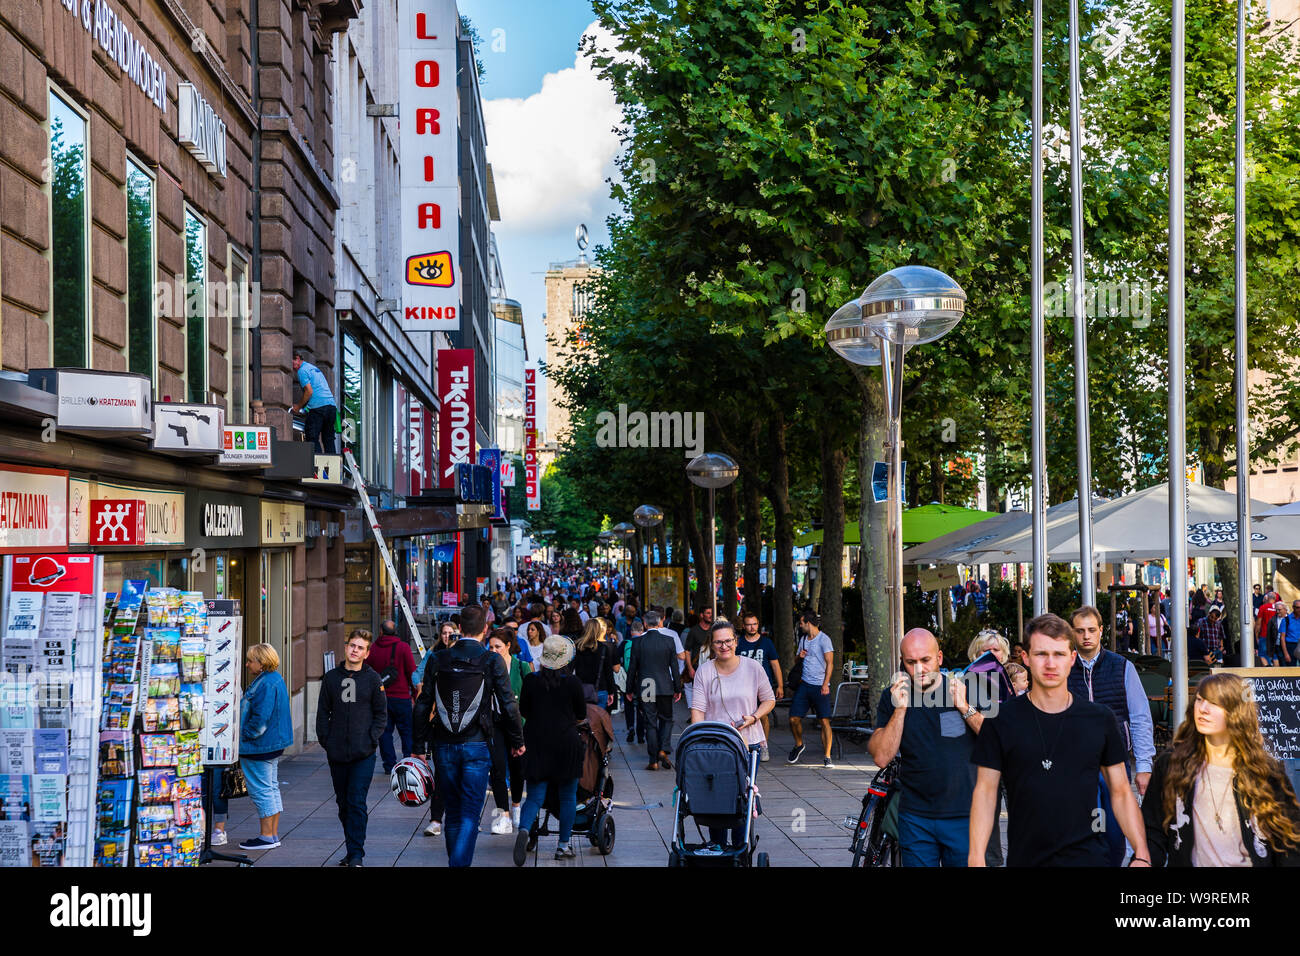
top-left (1234, 0), bottom-right (1254, 665)
top-left (1068, 0), bottom-right (1096, 607)
top-left (1031, 0), bottom-right (1048, 615)
top-left (1169, 0), bottom-right (1190, 727)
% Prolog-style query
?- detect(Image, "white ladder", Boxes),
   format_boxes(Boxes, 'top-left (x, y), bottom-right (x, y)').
top-left (342, 448), bottom-right (426, 657)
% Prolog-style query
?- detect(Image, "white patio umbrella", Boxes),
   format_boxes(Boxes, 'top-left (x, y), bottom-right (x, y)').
top-left (971, 482), bottom-right (1286, 565)
top-left (902, 498), bottom-right (1108, 565)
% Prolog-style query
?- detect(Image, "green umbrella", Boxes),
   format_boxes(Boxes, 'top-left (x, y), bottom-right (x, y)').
top-left (793, 504), bottom-right (996, 547)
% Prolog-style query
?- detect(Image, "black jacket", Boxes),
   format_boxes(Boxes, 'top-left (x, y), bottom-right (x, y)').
top-left (413, 637), bottom-right (524, 751)
top-left (627, 628), bottom-right (682, 701)
top-left (519, 669), bottom-right (587, 781)
top-left (315, 664), bottom-right (388, 764)
top-left (1142, 752), bottom-right (1300, 867)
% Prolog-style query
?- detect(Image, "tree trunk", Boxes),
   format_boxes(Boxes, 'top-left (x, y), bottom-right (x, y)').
top-left (819, 429), bottom-right (848, 681)
top-left (722, 481), bottom-right (739, 621)
top-left (742, 476), bottom-right (763, 615)
top-left (681, 480), bottom-right (711, 612)
top-left (767, 413), bottom-right (797, 670)
top-left (854, 366), bottom-right (890, 713)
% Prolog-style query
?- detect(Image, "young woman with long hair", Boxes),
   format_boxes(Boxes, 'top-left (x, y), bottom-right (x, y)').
top-left (1142, 673), bottom-right (1300, 866)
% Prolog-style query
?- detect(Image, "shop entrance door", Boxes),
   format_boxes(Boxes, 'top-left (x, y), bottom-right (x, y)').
top-left (256, 550), bottom-right (292, 680)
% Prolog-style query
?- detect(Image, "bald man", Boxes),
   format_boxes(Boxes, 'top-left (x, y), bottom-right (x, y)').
top-left (869, 628), bottom-right (989, 867)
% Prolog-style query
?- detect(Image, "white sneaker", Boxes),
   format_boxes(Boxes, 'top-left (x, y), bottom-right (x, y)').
top-left (759, 743), bottom-right (770, 763)
top-left (511, 805), bottom-right (521, 828)
top-left (424, 821), bottom-right (441, 836)
top-left (210, 829), bottom-right (227, 846)
top-left (491, 810), bottom-right (514, 835)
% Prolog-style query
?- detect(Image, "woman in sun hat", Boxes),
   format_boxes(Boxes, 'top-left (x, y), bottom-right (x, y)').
top-left (513, 636), bottom-right (587, 864)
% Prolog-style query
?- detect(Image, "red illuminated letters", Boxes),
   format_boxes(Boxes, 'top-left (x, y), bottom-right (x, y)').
top-left (416, 108), bottom-right (440, 133)
top-left (415, 60), bottom-right (438, 87)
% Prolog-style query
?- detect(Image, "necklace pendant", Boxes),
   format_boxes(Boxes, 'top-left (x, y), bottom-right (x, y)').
top-left (1041, 759), bottom-right (1052, 770)
top-left (1215, 812), bottom-right (1223, 832)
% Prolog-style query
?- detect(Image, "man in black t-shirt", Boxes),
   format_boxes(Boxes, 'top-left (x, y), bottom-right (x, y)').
top-left (870, 629), bottom-right (988, 866)
top-left (970, 613), bottom-right (1151, 868)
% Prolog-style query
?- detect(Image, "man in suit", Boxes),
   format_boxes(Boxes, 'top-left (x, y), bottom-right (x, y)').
top-left (625, 609), bottom-right (683, 770)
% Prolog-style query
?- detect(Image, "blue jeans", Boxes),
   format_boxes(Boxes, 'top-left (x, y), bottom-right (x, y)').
top-left (379, 696), bottom-right (414, 772)
top-left (897, 812), bottom-right (968, 867)
top-left (328, 753), bottom-right (375, 862)
top-left (519, 778), bottom-right (579, 843)
top-left (434, 741), bottom-right (492, 867)
top-left (1097, 764), bottom-right (1133, 867)
top-left (241, 755), bottom-right (283, 820)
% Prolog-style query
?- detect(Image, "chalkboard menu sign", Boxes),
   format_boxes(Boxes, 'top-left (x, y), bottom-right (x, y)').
top-left (1216, 668), bottom-right (1300, 759)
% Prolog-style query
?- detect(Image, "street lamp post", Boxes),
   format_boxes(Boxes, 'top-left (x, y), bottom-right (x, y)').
top-left (687, 452), bottom-right (740, 623)
top-left (825, 267), bottom-right (967, 666)
top-left (633, 505), bottom-right (664, 605)
top-left (611, 522), bottom-right (635, 593)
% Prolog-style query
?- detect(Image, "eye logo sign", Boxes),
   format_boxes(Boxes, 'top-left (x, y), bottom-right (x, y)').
top-left (406, 252), bottom-right (455, 288)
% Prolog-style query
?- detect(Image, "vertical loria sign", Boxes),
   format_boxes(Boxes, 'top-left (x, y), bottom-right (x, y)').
top-left (398, 0), bottom-right (460, 331)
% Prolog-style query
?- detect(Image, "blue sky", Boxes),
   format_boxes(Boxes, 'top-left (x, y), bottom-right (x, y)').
top-left (458, 0), bottom-right (621, 434)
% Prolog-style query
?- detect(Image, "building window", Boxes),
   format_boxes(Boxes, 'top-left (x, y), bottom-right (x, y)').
top-left (184, 209), bottom-right (207, 402)
top-left (228, 250), bottom-right (250, 421)
top-left (342, 333), bottom-right (364, 470)
top-left (126, 159), bottom-right (155, 387)
top-left (572, 282), bottom-right (593, 319)
top-left (49, 91), bottom-right (89, 368)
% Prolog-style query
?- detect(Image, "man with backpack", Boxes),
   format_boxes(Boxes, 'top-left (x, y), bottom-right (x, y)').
top-left (413, 605), bottom-right (525, 867)
top-left (316, 629), bottom-right (389, 866)
top-left (371, 619), bottom-right (417, 775)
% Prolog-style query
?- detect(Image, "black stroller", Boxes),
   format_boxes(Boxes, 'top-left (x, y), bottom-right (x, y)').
top-left (668, 721), bottom-right (768, 867)
top-left (524, 720), bottom-right (616, 855)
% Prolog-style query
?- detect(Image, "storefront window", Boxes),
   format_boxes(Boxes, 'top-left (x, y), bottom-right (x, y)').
top-left (50, 91), bottom-right (89, 368)
top-left (100, 553), bottom-right (189, 595)
top-left (126, 160), bottom-right (155, 388)
top-left (184, 209), bottom-right (207, 403)
top-left (228, 251), bottom-right (250, 422)
top-left (342, 333), bottom-right (363, 473)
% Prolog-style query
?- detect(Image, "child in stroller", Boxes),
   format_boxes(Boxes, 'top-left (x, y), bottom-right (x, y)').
top-left (668, 721), bottom-right (769, 867)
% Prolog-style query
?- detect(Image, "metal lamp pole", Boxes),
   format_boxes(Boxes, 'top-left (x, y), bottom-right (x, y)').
top-left (825, 268), bottom-right (967, 666)
top-left (1031, 0), bottom-right (1048, 615)
top-left (687, 453), bottom-right (740, 623)
top-left (634, 505), bottom-right (664, 606)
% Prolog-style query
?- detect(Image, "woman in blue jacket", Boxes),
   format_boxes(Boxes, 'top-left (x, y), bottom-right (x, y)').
top-left (238, 643), bottom-right (294, 850)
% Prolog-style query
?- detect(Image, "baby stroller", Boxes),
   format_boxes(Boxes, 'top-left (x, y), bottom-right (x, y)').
top-left (524, 719), bottom-right (616, 855)
top-left (668, 721), bottom-right (768, 867)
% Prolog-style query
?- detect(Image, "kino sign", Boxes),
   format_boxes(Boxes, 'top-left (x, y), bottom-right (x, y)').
top-left (398, 0), bottom-right (460, 332)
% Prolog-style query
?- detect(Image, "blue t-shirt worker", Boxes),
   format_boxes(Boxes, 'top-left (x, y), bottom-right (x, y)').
top-left (291, 351), bottom-right (337, 454)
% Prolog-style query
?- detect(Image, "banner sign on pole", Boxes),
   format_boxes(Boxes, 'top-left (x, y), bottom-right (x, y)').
top-left (525, 367), bottom-right (540, 511)
top-left (438, 349), bottom-right (475, 489)
top-left (397, 0), bottom-right (460, 331)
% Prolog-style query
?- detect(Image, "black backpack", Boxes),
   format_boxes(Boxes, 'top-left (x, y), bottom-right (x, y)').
top-left (433, 650), bottom-right (495, 737)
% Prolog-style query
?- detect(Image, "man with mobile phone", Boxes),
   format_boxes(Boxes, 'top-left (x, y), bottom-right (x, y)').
top-left (869, 628), bottom-right (988, 867)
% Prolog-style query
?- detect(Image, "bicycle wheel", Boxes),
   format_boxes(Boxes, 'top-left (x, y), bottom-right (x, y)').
top-left (849, 794), bottom-right (881, 867)
top-left (865, 795), bottom-right (896, 867)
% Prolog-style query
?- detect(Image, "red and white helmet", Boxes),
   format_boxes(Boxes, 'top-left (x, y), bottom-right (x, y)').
top-left (391, 756), bottom-right (433, 807)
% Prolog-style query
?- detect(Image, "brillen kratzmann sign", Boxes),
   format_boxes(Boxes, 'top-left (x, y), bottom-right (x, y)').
top-left (438, 349), bottom-right (474, 490)
top-left (397, 0), bottom-right (460, 332)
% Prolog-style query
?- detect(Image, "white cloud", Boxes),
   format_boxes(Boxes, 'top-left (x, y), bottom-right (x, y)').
top-left (483, 21), bottom-right (623, 233)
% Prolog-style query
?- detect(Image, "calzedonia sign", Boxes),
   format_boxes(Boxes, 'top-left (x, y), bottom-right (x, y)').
top-left (186, 492), bottom-right (259, 550)
top-left (397, 0), bottom-right (460, 332)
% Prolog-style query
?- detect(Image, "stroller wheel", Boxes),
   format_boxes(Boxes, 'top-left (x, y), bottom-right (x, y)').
top-left (668, 847), bottom-right (683, 868)
top-left (595, 814), bottom-right (616, 855)
top-left (756, 851), bottom-right (770, 868)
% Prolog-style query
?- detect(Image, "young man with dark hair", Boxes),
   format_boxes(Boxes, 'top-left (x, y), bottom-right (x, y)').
top-left (414, 605), bottom-right (524, 867)
top-left (316, 629), bottom-right (388, 866)
top-left (734, 610), bottom-right (782, 760)
top-left (970, 613), bottom-right (1151, 868)
top-left (1068, 604), bottom-right (1155, 866)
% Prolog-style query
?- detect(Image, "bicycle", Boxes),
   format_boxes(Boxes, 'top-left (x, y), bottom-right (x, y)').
top-left (846, 756), bottom-right (901, 867)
